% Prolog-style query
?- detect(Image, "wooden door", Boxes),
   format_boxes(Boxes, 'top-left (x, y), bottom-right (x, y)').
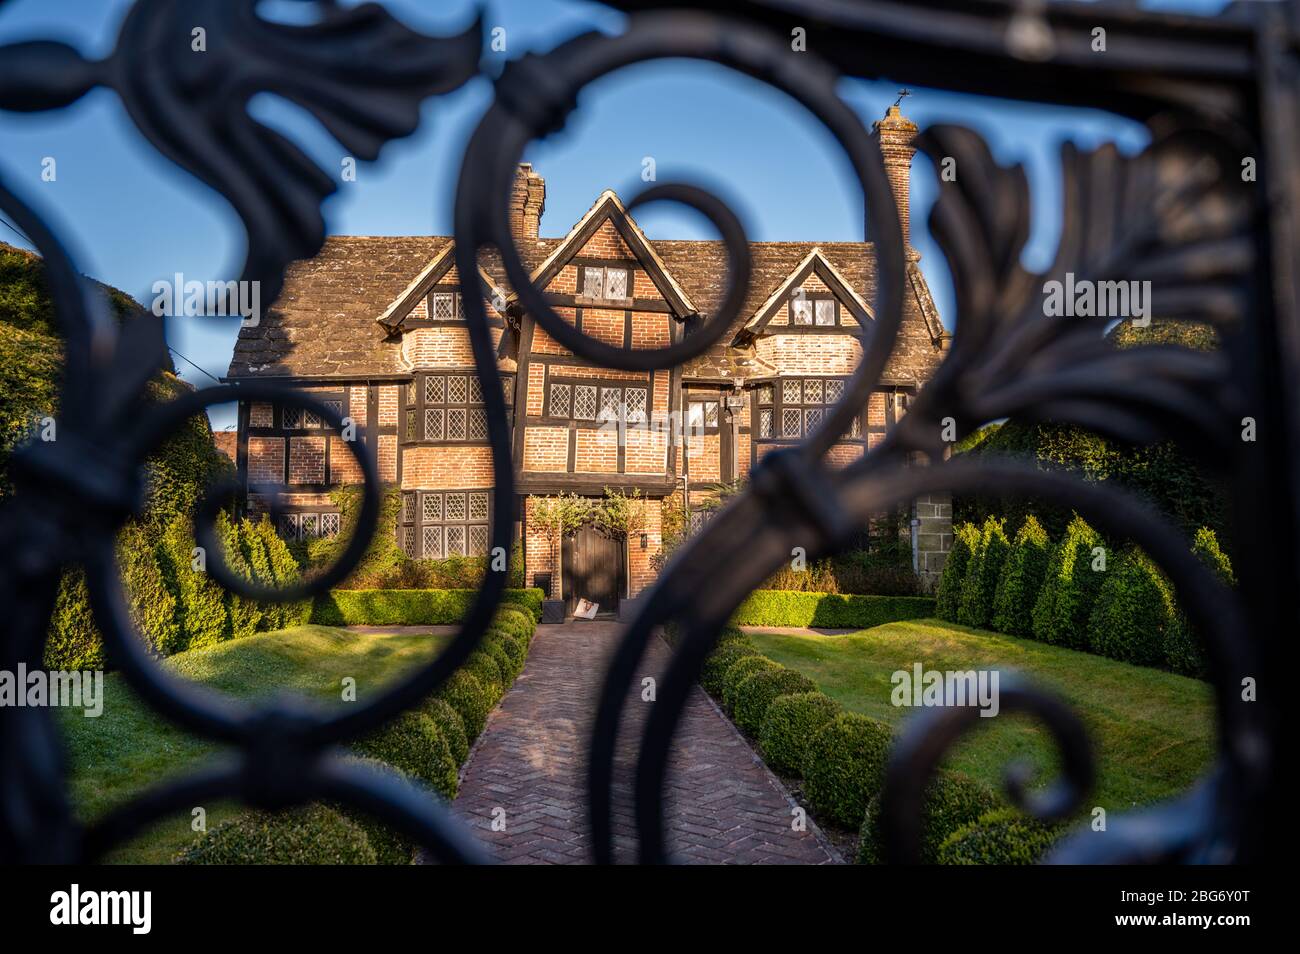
top-left (562, 526), bottom-right (624, 614)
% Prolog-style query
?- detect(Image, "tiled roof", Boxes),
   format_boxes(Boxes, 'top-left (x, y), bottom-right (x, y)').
top-left (227, 232), bottom-right (936, 381)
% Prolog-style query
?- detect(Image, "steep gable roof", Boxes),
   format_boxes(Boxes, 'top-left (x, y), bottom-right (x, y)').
top-left (515, 190), bottom-right (698, 318)
top-left (732, 246), bottom-right (875, 345)
top-left (375, 242), bottom-right (504, 331)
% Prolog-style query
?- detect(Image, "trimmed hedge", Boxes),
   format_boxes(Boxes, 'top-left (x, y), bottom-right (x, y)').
top-left (351, 711), bottom-right (459, 799)
top-left (729, 591), bottom-right (934, 629)
top-left (1087, 546), bottom-right (1174, 666)
top-left (758, 691), bottom-right (841, 777)
top-left (936, 808), bottom-right (1060, 865)
top-left (174, 805), bottom-right (376, 865)
top-left (486, 632), bottom-right (526, 680)
top-left (991, 516), bottom-right (1050, 636)
top-left (936, 523), bottom-right (980, 622)
top-left (435, 670), bottom-right (493, 741)
top-left (721, 655), bottom-right (779, 713)
top-left (1032, 516), bottom-right (1104, 649)
top-left (731, 666), bottom-right (818, 736)
top-left (310, 588), bottom-right (545, 626)
top-left (335, 758), bottom-right (415, 865)
top-left (856, 771), bottom-right (1000, 864)
top-left (700, 641), bottom-right (758, 698)
top-left (159, 514), bottom-right (227, 652)
top-left (802, 712), bottom-right (893, 828)
top-left (463, 650), bottom-right (506, 697)
top-left (957, 517), bottom-right (1009, 629)
top-left (118, 522), bottom-right (183, 656)
top-left (421, 696), bottom-right (470, 765)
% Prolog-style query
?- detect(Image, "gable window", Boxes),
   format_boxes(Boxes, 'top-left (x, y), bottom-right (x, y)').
top-left (428, 290), bottom-right (462, 320)
top-left (397, 489), bottom-right (491, 559)
top-left (546, 377), bottom-right (648, 424)
top-left (582, 265), bottom-right (631, 301)
top-left (759, 376), bottom-right (861, 440)
top-left (788, 289), bottom-right (840, 327)
top-left (403, 371), bottom-right (512, 443)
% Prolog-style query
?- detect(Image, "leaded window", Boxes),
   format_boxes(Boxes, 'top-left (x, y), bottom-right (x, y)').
top-left (428, 290), bottom-right (461, 319)
top-left (788, 290), bottom-right (841, 326)
top-left (546, 378), bottom-right (647, 426)
top-left (398, 489), bottom-right (492, 559)
top-left (404, 371), bottom-right (511, 442)
top-left (760, 377), bottom-right (862, 441)
top-left (277, 510), bottom-right (341, 540)
top-left (582, 264), bottom-right (631, 301)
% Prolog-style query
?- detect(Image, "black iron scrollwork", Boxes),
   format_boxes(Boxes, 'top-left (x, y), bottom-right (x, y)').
top-left (0, 0), bottom-right (1285, 866)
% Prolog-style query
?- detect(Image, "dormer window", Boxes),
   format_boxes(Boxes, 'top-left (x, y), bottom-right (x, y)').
top-left (429, 290), bottom-right (461, 320)
top-left (583, 265), bottom-right (630, 301)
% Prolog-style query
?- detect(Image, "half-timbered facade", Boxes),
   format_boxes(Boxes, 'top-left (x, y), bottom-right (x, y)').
top-left (226, 105), bottom-right (951, 609)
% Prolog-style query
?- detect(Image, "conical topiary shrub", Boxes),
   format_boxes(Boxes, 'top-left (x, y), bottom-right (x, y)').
top-left (1087, 546), bottom-right (1175, 666)
top-left (1164, 527), bottom-right (1234, 678)
top-left (991, 516), bottom-right (1050, 636)
top-left (936, 523), bottom-right (980, 622)
top-left (957, 517), bottom-right (1009, 629)
top-left (1031, 516), bottom-right (1104, 648)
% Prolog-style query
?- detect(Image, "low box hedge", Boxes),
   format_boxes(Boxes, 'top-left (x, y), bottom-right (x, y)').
top-left (729, 591), bottom-right (934, 629)
top-left (310, 588), bottom-right (545, 626)
top-left (721, 655), bottom-right (779, 713)
top-left (350, 711), bottom-right (459, 800)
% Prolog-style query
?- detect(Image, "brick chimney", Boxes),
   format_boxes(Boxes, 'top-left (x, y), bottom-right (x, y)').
top-left (871, 104), bottom-right (918, 246)
top-left (509, 163), bottom-right (546, 242)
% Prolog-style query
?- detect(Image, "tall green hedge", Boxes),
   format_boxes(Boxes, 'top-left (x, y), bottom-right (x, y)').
top-left (1031, 516), bottom-right (1104, 649)
top-left (936, 523), bottom-right (980, 622)
top-left (957, 517), bottom-right (1009, 629)
top-left (158, 515), bottom-right (228, 653)
top-left (991, 516), bottom-right (1050, 636)
top-left (118, 522), bottom-right (182, 656)
top-left (728, 591), bottom-right (934, 629)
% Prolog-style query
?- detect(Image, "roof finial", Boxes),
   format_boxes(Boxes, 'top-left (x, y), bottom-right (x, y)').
top-left (893, 88), bottom-right (911, 109)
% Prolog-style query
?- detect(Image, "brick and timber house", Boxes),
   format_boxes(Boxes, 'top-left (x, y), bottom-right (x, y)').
top-left (225, 105), bottom-right (952, 610)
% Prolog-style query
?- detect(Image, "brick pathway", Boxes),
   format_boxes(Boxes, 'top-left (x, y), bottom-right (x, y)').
top-left (452, 619), bottom-right (838, 864)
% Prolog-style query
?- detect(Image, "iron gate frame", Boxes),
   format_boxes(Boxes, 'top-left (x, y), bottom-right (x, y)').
top-left (0, 0), bottom-right (1285, 865)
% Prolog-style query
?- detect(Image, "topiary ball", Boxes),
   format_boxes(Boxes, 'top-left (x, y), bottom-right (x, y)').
top-left (435, 670), bottom-right (492, 740)
top-left (350, 711), bottom-right (459, 799)
top-left (936, 808), bottom-right (1061, 865)
top-left (720, 655), bottom-right (779, 713)
top-left (802, 712), bottom-right (893, 828)
top-left (700, 643), bottom-right (757, 698)
top-left (421, 696), bottom-right (470, 765)
top-left (856, 770), bottom-right (1000, 864)
top-left (731, 667), bottom-right (819, 736)
top-left (758, 691), bottom-right (841, 777)
top-left (174, 805), bottom-right (376, 865)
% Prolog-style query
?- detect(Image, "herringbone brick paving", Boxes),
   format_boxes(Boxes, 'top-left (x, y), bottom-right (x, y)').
top-left (451, 619), bottom-right (838, 864)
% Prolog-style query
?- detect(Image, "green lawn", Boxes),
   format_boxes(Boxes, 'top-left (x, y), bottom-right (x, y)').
top-left (57, 625), bottom-right (449, 864)
top-left (748, 619), bottom-right (1215, 811)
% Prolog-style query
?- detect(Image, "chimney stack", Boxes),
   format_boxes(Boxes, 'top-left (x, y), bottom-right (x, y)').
top-left (509, 163), bottom-right (546, 242)
top-left (871, 103), bottom-right (918, 247)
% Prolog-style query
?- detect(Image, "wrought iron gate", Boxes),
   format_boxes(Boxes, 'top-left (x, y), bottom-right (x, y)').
top-left (0, 0), bottom-right (1286, 864)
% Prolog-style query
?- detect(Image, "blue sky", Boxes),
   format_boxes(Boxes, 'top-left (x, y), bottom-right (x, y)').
top-left (0, 0), bottom-right (1231, 429)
